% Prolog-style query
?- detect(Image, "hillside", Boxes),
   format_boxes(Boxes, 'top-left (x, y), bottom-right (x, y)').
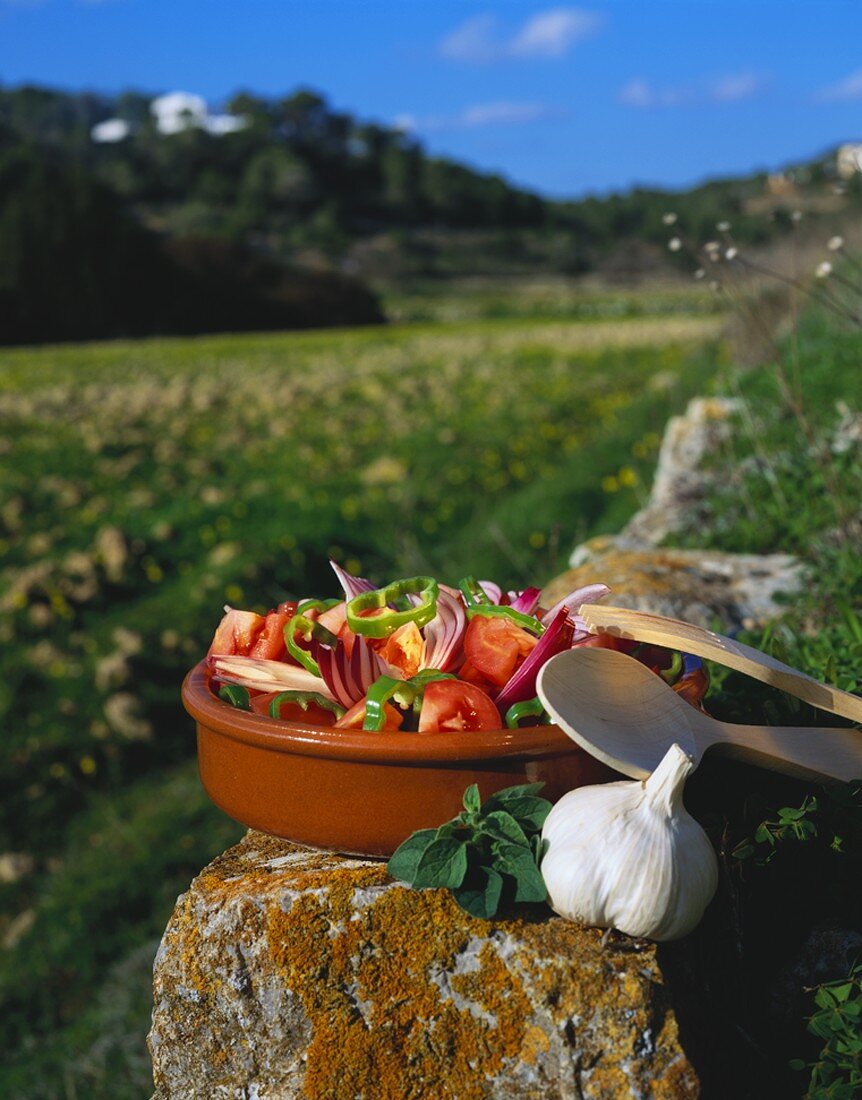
top-left (3, 83), bottom-right (860, 342)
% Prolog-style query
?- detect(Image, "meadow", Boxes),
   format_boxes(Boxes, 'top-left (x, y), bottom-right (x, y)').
top-left (5, 276), bottom-right (862, 1098)
top-left (0, 300), bottom-right (724, 1095)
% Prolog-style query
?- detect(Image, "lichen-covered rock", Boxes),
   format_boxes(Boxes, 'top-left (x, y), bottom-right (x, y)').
top-left (149, 831), bottom-right (700, 1099)
top-left (622, 397), bottom-right (741, 546)
top-left (544, 395), bottom-right (804, 632)
top-left (545, 541), bottom-right (803, 632)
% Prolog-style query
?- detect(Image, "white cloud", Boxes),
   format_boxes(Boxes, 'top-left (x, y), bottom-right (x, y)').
top-left (439, 14), bottom-right (500, 63)
top-left (509, 8), bottom-right (601, 59)
top-left (401, 101), bottom-right (556, 133)
top-left (619, 73), bottom-right (766, 109)
top-left (440, 7), bottom-right (600, 64)
top-left (711, 72), bottom-right (763, 103)
top-left (817, 70), bottom-right (862, 103)
top-left (456, 101), bottom-right (552, 127)
top-left (618, 79), bottom-right (688, 109)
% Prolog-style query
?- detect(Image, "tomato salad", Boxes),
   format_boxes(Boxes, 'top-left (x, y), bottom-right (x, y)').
top-left (207, 561), bottom-right (708, 733)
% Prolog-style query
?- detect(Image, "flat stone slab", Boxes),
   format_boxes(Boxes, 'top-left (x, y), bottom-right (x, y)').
top-left (545, 539), bottom-right (803, 632)
top-left (149, 831), bottom-right (700, 1099)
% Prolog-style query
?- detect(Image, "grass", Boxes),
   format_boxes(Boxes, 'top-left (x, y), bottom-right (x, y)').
top-left (665, 305), bottom-right (862, 1099)
top-left (675, 309), bottom-right (862, 719)
top-left (0, 304), bottom-right (724, 1096)
top-left (2, 285), bottom-right (860, 1097)
top-left (381, 276), bottom-right (720, 325)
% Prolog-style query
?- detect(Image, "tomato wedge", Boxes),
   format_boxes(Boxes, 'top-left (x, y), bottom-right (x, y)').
top-left (458, 659), bottom-right (499, 695)
top-left (335, 699), bottom-right (404, 731)
top-left (249, 690), bottom-right (340, 727)
top-left (207, 608), bottom-right (265, 657)
top-left (463, 615), bottom-right (538, 689)
top-left (418, 679), bottom-right (501, 733)
top-left (249, 602), bottom-right (297, 661)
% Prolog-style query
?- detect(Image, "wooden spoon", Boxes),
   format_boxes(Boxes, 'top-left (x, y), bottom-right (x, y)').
top-left (579, 604), bottom-right (862, 724)
top-left (537, 647), bottom-right (862, 784)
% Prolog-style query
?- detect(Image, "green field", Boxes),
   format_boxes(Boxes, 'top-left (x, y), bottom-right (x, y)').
top-left (3, 294), bottom-right (862, 1098)
top-left (0, 306), bottom-right (726, 1095)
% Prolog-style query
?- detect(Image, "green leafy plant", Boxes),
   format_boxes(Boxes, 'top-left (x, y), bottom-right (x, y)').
top-left (387, 782), bottom-right (552, 919)
top-left (790, 961), bottom-right (862, 1099)
top-left (732, 796), bottom-right (821, 865)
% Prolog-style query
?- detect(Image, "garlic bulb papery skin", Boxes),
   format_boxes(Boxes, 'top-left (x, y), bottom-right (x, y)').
top-left (541, 743), bottom-right (719, 942)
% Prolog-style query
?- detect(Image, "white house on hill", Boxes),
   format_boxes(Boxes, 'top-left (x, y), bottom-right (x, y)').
top-left (837, 143), bottom-right (862, 179)
top-left (91, 91), bottom-right (247, 143)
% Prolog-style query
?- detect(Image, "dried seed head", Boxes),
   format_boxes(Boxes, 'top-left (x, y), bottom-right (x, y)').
top-left (816, 261), bottom-right (833, 279)
top-left (662, 212), bottom-right (678, 225)
top-left (827, 235), bottom-right (845, 252)
top-left (668, 237), bottom-right (682, 252)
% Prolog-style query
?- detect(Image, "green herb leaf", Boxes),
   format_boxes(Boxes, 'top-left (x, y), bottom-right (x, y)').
top-left (492, 796), bottom-right (552, 831)
top-left (462, 783), bottom-right (481, 814)
top-left (483, 782), bottom-right (545, 807)
top-left (493, 841), bottom-right (548, 903)
top-left (480, 810), bottom-right (529, 847)
top-left (389, 780), bottom-right (551, 919)
top-left (387, 829), bottom-right (437, 885)
top-left (453, 867), bottom-right (504, 920)
top-left (413, 838), bottom-right (469, 890)
top-left (531, 834), bottom-right (548, 866)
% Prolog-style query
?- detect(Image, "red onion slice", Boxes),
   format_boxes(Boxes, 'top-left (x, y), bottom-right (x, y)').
top-left (317, 635), bottom-right (385, 708)
top-left (509, 587), bottom-right (541, 616)
top-left (422, 586), bottom-right (467, 672)
top-left (543, 583), bottom-right (610, 623)
top-left (495, 608), bottom-right (572, 713)
top-left (478, 580), bottom-right (502, 604)
top-left (330, 559), bottom-right (375, 600)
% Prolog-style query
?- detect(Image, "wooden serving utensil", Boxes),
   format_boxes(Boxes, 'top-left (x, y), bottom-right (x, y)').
top-left (580, 604), bottom-right (862, 724)
top-left (537, 648), bottom-right (862, 785)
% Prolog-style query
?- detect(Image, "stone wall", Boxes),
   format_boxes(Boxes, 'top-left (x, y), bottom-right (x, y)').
top-left (543, 397), bottom-right (804, 631)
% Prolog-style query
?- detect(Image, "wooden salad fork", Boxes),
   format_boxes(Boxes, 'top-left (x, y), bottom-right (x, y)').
top-left (580, 604), bottom-right (862, 724)
top-left (536, 606), bottom-right (862, 785)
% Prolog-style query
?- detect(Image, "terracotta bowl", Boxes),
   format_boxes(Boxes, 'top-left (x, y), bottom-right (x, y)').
top-left (183, 661), bottom-right (617, 858)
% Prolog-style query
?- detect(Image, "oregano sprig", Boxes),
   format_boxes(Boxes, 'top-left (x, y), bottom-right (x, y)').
top-left (387, 782), bottom-right (552, 919)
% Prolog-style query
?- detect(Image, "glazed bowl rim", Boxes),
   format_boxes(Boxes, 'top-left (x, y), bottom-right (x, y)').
top-left (183, 660), bottom-right (579, 764)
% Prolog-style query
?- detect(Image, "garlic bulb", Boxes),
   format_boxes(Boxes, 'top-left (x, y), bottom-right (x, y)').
top-left (541, 743), bottom-right (718, 941)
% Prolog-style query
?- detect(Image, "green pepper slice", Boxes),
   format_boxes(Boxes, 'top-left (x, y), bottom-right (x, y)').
top-left (285, 598), bottom-right (340, 676)
top-left (505, 697), bottom-right (548, 728)
top-left (218, 684), bottom-right (251, 710)
top-left (467, 604), bottom-right (545, 636)
top-left (363, 669), bottom-right (456, 731)
top-left (346, 576), bottom-right (439, 639)
top-left (660, 650), bottom-right (683, 684)
top-left (268, 691), bottom-right (345, 720)
top-left (458, 575), bottom-right (492, 608)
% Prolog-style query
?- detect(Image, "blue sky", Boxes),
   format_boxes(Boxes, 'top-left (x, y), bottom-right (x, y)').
top-left (2, 0), bottom-right (861, 197)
